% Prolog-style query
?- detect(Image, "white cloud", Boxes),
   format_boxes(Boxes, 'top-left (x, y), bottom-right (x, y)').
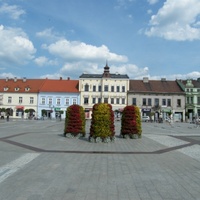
top-left (0, 3), bottom-right (25, 20)
top-left (43, 39), bottom-right (128, 63)
top-left (147, 9), bottom-right (152, 14)
top-left (147, 0), bottom-right (159, 5)
top-left (34, 56), bottom-right (58, 67)
top-left (145, 71), bottom-right (200, 80)
top-left (0, 25), bottom-right (36, 66)
top-left (145, 0), bottom-right (200, 41)
top-left (57, 61), bottom-right (149, 79)
top-left (0, 72), bottom-right (17, 79)
top-left (110, 64), bottom-right (149, 78)
top-left (36, 28), bottom-right (64, 42)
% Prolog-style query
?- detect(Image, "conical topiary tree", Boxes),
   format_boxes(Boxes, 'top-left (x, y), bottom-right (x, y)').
top-left (89, 103), bottom-right (115, 143)
top-left (120, 105), bottom-right (142, 139)
top-left (64, 104), bottom-right (85, 138)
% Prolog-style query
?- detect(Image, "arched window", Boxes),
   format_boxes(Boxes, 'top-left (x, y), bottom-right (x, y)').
top-left (84, 84), bottom-right (89, 91)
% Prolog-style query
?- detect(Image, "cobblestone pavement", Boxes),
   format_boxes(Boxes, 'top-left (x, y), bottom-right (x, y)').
top-left (0, 119), bottom-right (200, 200)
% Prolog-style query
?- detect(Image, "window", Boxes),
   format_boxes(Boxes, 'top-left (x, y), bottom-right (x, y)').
top-left (41, 97), bottom-right (45, 105)
top-left (65, 98), bottom-right (69, 105)
top-left (190, 97), bottom-right (193, 104)
top-left (4, 87), bottom-right (8, 91)
top-left (84, 97), bottom-right (89, 104)
top-left (25, 87), bottom-right (30, 91)
top-left (84, 84), bottom-right (89, 91)
top-left (48, 98), bottom-right (52, 105)
top-left (111, 86), bottom-right (114, 92)
top-left (18, 97), bottom-right (22, 104)
top-left (8, 96), bottom-right (12, 103)
top-left (117, 86), bottom-right (120, 92)
top-left (116, 98), bottom-right (120, 104)
top-left (197, 97), bottom-right (200, 105)
top-left (30, 97), bottom-right (34, 104)
top-left (111, 98), bottom-right (114, 104)
top-left (92, 98), bottom-right (96, 104)
top-left (154, 98), bottom-right (159, 106)
top-left (167, 99), bottom-right (171, 106)
top-left (132, 98), bottom-right (136, 106)
top-left (98, 98), bottom-right (101, 103)
top-left (148, 98), bottom-right (152, 106)
top-left (56, 98), bottom-right (61, 105)
top-left (122, 98), bottom-right (125, 104)
top-left (104, 85), bottom-right (108, 92)
top-left (104, 98), bottom-right (108, 103)
top-left (142, 98), bottom-right (147, 106)
top-left (98, 85), bottom-right (101, 92)
top-left (122, 86), bottom-right (125, 92)
top-left (93, 85), bottom-right (96, 92)
top-left (72, 98), bottom-right (77, 104)
top-left (162, 99), bottom-right (166, 106)
top-left (177, 99), bottom-right (181, 107)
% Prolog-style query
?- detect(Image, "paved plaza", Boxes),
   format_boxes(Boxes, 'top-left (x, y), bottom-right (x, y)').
top-left (0, 118), bottom-right (200, 200)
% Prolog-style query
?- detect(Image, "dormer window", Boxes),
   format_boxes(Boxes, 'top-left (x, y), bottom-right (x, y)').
top-left (15, 87), bottom-right (20, 91)
top-left (4, 87), bottom-right (8, 91)
top-left (25, 87), bottom-right (30, 91)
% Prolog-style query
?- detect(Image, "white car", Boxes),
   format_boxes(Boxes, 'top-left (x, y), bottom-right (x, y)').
top-left (141, 116), bottom-right (150, 122)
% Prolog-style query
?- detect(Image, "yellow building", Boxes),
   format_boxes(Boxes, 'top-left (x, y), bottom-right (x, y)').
top-left (79, 64), bottom-right (129, 119)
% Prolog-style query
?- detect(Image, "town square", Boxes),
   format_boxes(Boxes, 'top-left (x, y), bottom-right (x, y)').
top-left (0, 118), bottom-right (200, 200)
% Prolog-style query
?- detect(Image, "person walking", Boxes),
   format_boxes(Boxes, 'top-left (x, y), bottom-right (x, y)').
top-left (6, 112), bottom-right (10, 121)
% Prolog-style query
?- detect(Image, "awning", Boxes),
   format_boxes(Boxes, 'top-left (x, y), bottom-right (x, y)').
top-left (54, 107), bottom-right (61, 111)
top-left (16, 106), bottom-right (24, 109)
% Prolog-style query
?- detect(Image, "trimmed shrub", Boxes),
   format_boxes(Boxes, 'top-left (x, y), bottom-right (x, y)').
top-left (120, 105), bottom-right (142, 139)
top-left (64, 104), bottom-right (85, 137)
top-left (89, 103), bottom-right (115, 142)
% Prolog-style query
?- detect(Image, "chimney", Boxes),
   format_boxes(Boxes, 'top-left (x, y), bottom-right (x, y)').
top-left (60, 77), bottom-right (62, 80)
top-left (23, 77), bottom-right (26, 82)
top-left (6, 77), bottom-right (9, 82)
top-left (14, 77), bottom-right (17, 82)
top-left (143, 77), bottom-right (149, 83)
top-left (161, 78), bottom-right (166, 81)
top-left (67, 77), bottom-right (70, 80)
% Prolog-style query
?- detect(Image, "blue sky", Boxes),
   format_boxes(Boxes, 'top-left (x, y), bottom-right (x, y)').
top-left (0, 0), bottom-right (200, 80)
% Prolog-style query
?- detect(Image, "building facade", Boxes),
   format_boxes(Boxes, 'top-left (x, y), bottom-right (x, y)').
top-left (128, 77), bottom-right (186, 122)
top-left (0, 77), bottom-right (45, 118)
top-left (177, 78), bottom-right (200, 120)
top-left (79, 64), bottom-right (129, 118)
top-left (38, 78), bottom-right (80, 119)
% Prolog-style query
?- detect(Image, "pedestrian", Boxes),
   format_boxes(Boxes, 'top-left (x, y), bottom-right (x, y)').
top-left (6, 112), bottom-right (10, 121)
top-left (195, 117), bottom-right (200, 128)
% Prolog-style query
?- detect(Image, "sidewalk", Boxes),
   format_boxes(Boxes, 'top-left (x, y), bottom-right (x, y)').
top-left (0, 120), bottom-right (200, 200)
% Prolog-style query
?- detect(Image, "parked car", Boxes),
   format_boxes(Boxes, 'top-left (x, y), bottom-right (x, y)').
top-left (141, 116), bottom-right (150, 122)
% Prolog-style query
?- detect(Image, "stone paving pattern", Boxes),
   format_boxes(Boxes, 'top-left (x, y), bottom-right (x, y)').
top-left (0, 119), bottom-right (200, 200)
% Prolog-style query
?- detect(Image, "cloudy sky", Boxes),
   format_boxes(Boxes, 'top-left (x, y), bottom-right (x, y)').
top-left (0, 0), bottom-right (200, 80)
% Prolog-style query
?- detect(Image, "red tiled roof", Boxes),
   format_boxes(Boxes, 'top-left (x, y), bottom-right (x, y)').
top-left (39, 79), bottom-right (79, 93)
top-left (0, 78), bottom-right (45, 93)
top-left (129, 79), bottom-right (184, 94)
